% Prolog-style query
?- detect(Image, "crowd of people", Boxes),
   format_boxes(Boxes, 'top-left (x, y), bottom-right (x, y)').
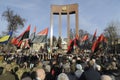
top-left (0, 48), bottom-right (120, 80)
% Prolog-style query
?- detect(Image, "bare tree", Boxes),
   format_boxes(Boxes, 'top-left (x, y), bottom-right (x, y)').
top-left (103, 21), bottom-right (120, 53)
top-left (2, 8), bottom-right (25, 34)
top-left (104, 22), bottom-right (118, 45)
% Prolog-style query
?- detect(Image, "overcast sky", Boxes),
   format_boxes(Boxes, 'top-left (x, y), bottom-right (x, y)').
top-left (0, 0), bottom-right (120, 37)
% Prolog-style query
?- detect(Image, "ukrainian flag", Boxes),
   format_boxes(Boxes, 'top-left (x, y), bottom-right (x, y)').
top-left (0, 31), bottom-right (13, 44)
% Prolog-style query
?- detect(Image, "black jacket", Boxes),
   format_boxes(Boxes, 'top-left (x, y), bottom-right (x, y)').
top-left (79, 67), bottom-right (101, 80)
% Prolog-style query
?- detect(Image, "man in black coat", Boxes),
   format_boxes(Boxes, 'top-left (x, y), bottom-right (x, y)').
top-left (79, 60), bottom-right (101, 80)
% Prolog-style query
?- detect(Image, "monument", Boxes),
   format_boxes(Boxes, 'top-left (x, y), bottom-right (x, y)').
top-left (50, 4), bottom-right (79, 50)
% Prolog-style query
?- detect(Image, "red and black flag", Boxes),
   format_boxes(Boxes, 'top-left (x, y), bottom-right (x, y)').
top-left (98, 34), bottom-right (107, 48)
top-left (74, 34), bottom-right (80, 48)
top-left (92, 29), bottom-right (97, 42)
top-left (91, 34), bottom-right (107, 53)
top-left (30, 26), bottom-right (36, 41)
top-left (81, 34), bottom-right (89, 49)
top-left (91, 40), bottom-right (99, 53)
top-left (33, 27), bottom-right (48, 43)
top-left (67, 39), bottom-right (74, 54)
top-left (97, 34), bottom-right (104, 42)
top-left (81, 34), bottom-right (88, 42)
top-left (11, 25), bottom-right (30, 48)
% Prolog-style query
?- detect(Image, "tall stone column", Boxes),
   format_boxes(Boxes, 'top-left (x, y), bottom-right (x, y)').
top-left (67, 12), bottom-right (70, 43)
top-left (59, 13), bottom-right (62, 37)
top-left (50, 9), bottom-right (53, 51)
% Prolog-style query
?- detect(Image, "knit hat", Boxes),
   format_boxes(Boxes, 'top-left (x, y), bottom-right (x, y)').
top-left (101, 75), bottom-right (112, 80)
top-left (57, 73), bottom-right (69, 80)
top-left (76, 64), bottom-right (83, 70)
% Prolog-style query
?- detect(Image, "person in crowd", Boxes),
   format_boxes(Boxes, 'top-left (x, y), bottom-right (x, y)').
top-left (62, 60), bottom-right (70, 73)
top-left (16, 63), bottom-right (26, 80)
top-left (0, 64), bottom-right (16, 80)
top-left (79, 60), bottom-right (101, 80)
top-left (21, 72), bottom-right (32, 80)
top-left (50, 60), bottom-right (62, 80)
top-left (101, 75), bottom-right (112, 80)
top-left (36, 68), bottom-right (46, 80)
top-left (107, 61), bottom-right (118, 70)
top-left (75, 64), bottom-right (84, 79)
top-left (44, 64), bottom-right (53, 80)
top-left (0, 67), bottom-right (4, 75)
top-left (31, 71), bottom-right (37, 80)
top-left (70, 59), bottom-right (76, 74)
top-left (11, 66), bottom-right (19, 80)
top-left (57, 73), bottom-right (69, 80)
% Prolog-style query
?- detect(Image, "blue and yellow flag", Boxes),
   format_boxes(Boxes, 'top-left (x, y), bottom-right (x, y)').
top-left (0, 31), bottom-right (13, 44)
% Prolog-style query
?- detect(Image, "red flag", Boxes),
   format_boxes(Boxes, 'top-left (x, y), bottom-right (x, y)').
top-left (37, 28), bottom-right (48, 35)
top-left (91, 40), bottom-right (99, 52)
top-left (97, 34), bottom-right (104, 42)
top-left (81, 34), bottom-right (88, 42)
